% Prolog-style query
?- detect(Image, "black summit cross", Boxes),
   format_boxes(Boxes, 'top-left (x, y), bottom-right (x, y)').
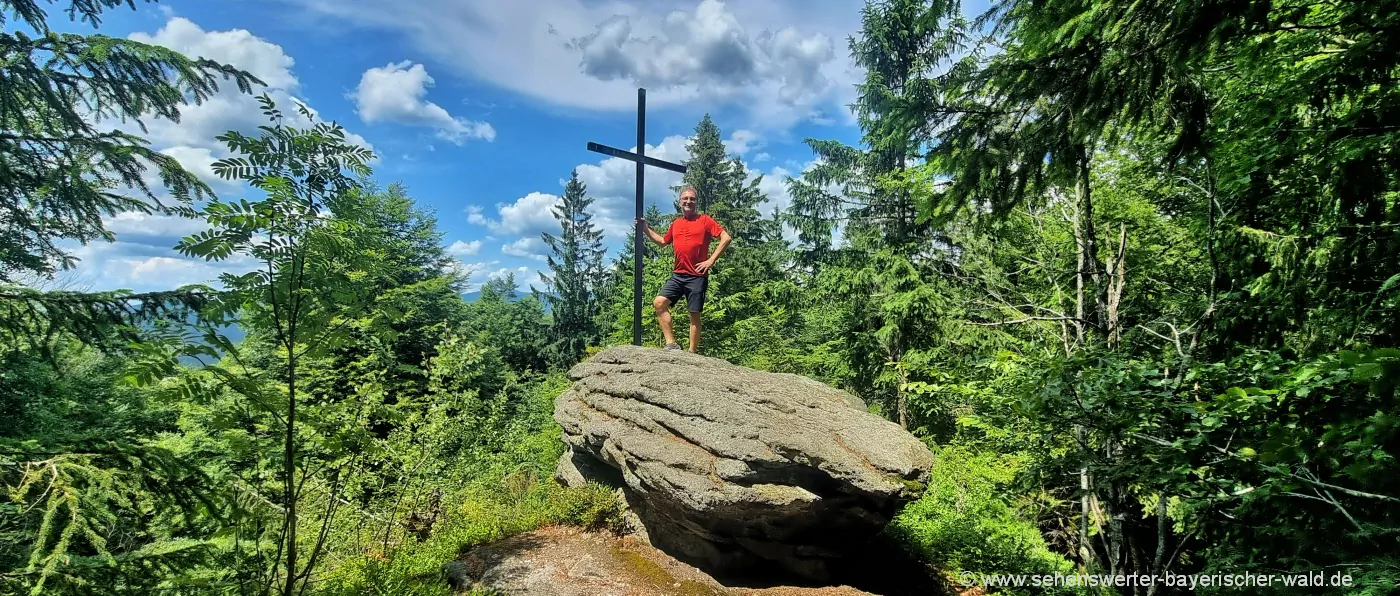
top-left (587, 88), bottom-right (687, 347)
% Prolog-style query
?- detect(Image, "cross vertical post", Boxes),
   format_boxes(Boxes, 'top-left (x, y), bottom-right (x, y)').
top-left (585, 88), bottom-right (688, 347)
top-left (633, 88), bottom-right (645, 346)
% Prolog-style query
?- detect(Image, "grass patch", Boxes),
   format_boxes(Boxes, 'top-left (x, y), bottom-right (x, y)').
top-left (317, 474), bottom-right (623, 595)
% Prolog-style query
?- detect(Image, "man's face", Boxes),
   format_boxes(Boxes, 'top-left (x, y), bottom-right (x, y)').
top-left (679, 191), bottom-right (698, 213)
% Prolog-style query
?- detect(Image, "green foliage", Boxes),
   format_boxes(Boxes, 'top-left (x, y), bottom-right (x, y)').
top-left (7, 0), bottom-right (1399, 593)
top-left (166, 94), bottom-right (378, 595)
top-left (538, 170), bottom-right (606, 369)
top-left (0, 345), bottom-right (233, 595)
top-left (889, 447), bottom-right (1081, 596)
top-left (462, 274), bottom-right (549, 373)
top-left (0, 0), bottom-right (258, 281)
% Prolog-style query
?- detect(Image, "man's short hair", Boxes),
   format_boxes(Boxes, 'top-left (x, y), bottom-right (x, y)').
top-left (679, 185), bottom-right (697, 197)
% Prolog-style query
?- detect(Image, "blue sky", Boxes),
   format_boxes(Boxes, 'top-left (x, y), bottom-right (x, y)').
top-left (50, 0), bottom-right (925, 293)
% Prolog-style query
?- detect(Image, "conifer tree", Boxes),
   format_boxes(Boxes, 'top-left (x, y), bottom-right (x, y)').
top-left (539, 170), bottom-right (606, 367)
top-left (680, 114), bottom-right (728, 213)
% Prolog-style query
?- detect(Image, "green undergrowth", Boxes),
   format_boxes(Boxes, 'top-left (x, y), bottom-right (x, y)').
top-left (889, 445), bottom-right (1084, 596)
top-left (317, 468), bottom-right (624, 596)
top-left (316, 373), bottom-right (627, 596)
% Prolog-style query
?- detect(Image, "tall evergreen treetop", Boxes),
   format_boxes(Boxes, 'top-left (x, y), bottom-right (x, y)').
top-left (539, 169), bottom-right (606, 366)
top-left (681, 114), bottom-right (728, 213)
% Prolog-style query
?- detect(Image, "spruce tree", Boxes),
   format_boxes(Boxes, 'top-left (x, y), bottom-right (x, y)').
top-left (539, 170), bottom-right (605, 366)
top-left (681, 114), bottom-right (729, 213)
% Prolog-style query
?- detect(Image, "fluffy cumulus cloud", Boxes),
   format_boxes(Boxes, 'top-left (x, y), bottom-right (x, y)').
top-left (568, 1), bottom-right (834, 107)
top-left (287, 0), bottom-right (864, 130)
top-left (59, 17), bottom-right (379, 292)
top-left (447, 239), bottom-right (482, 256)
top-left (469, 192), bottom-right (562, 236)
top-left (723, 129), bottom-right (761, 155)
top-left (127, 17), bottom-right (374, 160)
top-left (351, 61), bottom-right (496, 144)
top-left (58, 236), bottom-right (260, 293)
top-left (501, 237), bottom-right (548, 261)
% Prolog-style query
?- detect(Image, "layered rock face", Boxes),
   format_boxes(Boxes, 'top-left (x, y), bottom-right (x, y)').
top-left (553, 345), bottom-right (934, 581)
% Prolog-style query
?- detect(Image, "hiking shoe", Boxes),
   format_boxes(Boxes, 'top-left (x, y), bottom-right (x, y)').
top-left (665, 343), bottom-right (682, 351)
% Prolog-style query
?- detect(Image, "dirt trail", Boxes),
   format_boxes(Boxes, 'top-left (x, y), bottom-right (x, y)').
top-left (447, 525), bottom-right (915, 596)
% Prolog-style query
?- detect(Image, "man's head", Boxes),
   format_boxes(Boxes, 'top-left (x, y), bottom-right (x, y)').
top-left (678, 185), bottom-right (698, 215)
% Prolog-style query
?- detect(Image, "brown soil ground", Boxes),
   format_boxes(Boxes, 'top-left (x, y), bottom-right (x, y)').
top-left (449, 525), bottom-right (913, 596)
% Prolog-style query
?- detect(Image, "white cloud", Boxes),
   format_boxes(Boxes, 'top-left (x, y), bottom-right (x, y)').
top-left (103, 211), bottom-right (208, 240)
top-left (158, 146), bottom-right (238, 191)
top-left (723, 129), bottom-right (761, 155)
top-left (466, 205), bottom-right (490, 226)
top-left (753, 152), bottom-right (771, 162)
top-left (127, 17), bottom-right (374, 157)
top-left (489, 266), bottom-right (545, 292)
top-left (469, 192), bottom-right (561, 236)
top-left (574, 134), bottom-right (692, 236)
top-left (60, 16), bottom-right (379, 293)
top-left (499, 193), bottom-right (561, 235)
top-left (125, 256), bottom-right (208, 284)
top-left (58, 241), bottom-right (259, 293)
top-left (458, 260), bottom-right (495, 291)
top-left (287, 0), bottom-right (865, 131)
top-left (502, 237), bottom-right (548, 261)
top-left (568, 1), bottom-right (834, 109)
top-left (460, 262), bottom-right (543, 293)
top-left (351, 61), bottom-right (496, 144)
top-left (447, 239), bottom-right (482, 256)
top-left (131, 16), bottom-right (299, 90)
top-left (753, 165), bottom-right (794, 218)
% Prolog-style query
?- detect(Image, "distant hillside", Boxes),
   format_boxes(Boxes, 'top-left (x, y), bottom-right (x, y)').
top-left (462, 291), bottom-right (555, 312)
top-left (182, 291), bottom-right (550, 366)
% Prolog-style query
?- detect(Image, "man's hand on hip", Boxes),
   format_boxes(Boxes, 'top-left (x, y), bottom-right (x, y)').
top-left (694, 259), bottom-right (714, 274)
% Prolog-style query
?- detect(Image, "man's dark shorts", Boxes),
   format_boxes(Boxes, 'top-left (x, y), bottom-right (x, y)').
top-left (658, 273), bottom-right (709, 313)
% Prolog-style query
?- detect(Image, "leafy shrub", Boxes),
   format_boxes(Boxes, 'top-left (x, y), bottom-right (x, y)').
top-left (316, 469), bottom-right (623, 596)
top-left (889, 446), bottom-right (1083, 595)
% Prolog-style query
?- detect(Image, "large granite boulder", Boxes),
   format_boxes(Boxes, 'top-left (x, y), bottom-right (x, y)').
top-left (553, 345), bottom-right (934, 582)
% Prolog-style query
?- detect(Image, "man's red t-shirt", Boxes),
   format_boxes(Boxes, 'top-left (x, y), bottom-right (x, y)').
top-left (664, 214), bottom-right (724, 275)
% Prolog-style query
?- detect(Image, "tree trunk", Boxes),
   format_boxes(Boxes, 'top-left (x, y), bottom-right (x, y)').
top-left (1075, 145), bottom-right (1106, 332)
top-left (284, 343), bottom-right (298, 596)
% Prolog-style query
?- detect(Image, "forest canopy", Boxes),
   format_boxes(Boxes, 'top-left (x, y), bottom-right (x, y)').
top-left (2, 0), bottom-right (1396, 594)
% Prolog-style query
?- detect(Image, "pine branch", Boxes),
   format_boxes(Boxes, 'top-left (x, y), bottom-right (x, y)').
top-left (0, 285), bottom-right (227, 356)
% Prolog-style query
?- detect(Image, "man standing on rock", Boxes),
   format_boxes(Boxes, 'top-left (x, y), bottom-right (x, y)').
top-left (635, 186), bottom-right (731, 353)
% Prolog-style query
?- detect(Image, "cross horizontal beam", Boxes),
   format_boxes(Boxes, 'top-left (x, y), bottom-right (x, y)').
top-left (586, 142), bottom-right (688, 174)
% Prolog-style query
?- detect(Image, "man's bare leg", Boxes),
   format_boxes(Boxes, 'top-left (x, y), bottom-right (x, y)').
top-left (688, 312), bottom-right (702, 353)
top-left (653, 296), bottom-right (677, 346)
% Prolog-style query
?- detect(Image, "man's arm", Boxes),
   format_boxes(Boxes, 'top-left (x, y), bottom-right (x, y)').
top-left (635, 218), bottom-right (669, 245)
top-left (695, 229), bottom-right (732, 274)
